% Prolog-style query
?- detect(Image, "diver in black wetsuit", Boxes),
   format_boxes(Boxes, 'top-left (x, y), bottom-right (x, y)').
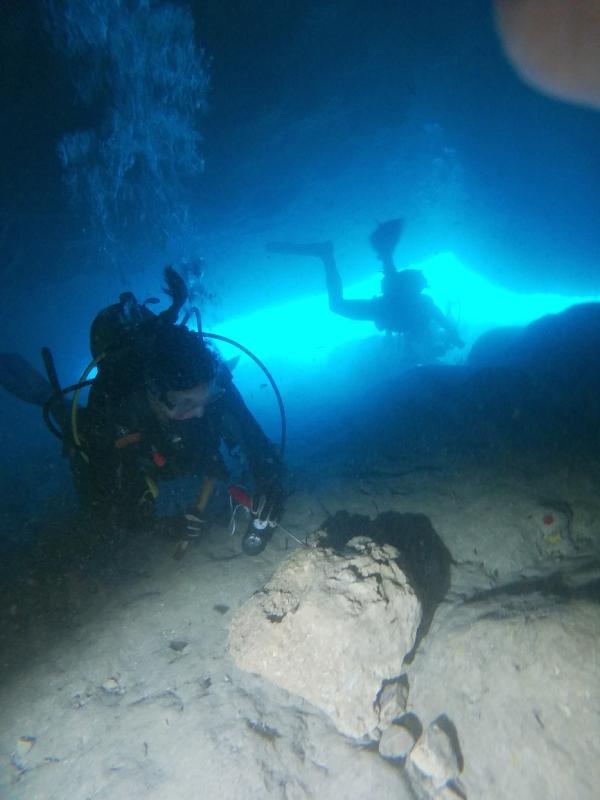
top-left (268, 218), bottom-right (463, 361)
top-left (86, 316), bottom-right (283, 535)
top-left (0, 268), bottom-right (285, 552)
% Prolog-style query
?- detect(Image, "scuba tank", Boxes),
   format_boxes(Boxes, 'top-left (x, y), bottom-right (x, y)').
top-left (89, 291), bottom-right (157, 361)
top-left (90, 267), bottom-right (188, 361)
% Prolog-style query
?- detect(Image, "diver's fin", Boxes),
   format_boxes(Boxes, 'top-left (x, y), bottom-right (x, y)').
top-left (369, 218), bottom-right (404, 262)
top-left (161, 266), bottom-right (189, 323)
top-left (226, 355), bottom-right (240, 372)
top-left (266, 241), bottom-right (334, 259)
top-left (0, 353), bottom-right (53, 406)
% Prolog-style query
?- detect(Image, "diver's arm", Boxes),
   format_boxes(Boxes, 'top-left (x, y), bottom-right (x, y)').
top-left (217, 370), bottom-right (283, 490)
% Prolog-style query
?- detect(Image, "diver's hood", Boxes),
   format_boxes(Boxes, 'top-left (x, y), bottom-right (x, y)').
top-left (143, 322), bottom-right (216, 396)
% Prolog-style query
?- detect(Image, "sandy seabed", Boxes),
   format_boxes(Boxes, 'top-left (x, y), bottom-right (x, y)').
top-left (1, 439), bottom-right (600, 800)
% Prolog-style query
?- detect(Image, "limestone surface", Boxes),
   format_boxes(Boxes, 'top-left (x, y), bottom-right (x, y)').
top-left (229, 537), bottom-right (422, 739)
top-left (405, 597), bottom-right (600, 799)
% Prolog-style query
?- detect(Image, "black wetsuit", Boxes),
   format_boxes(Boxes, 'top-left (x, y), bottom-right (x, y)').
top-left (84, 355), bottom-right (281, 528)
top-left (321, 249), bottom-right (461, 347)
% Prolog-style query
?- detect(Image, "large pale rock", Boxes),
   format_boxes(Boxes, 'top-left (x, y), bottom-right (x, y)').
top-left (229, 537), bottom-right (422, 739)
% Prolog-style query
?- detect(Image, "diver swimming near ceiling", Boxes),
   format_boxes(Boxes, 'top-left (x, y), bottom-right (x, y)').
top-left (0, 267), bottom-right (286, 556)
top-left (267, 218), bottom-right (464, 365)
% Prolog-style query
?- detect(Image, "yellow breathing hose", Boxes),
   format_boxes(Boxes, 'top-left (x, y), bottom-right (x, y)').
top-left (71, 352), bottom-right (106, 462)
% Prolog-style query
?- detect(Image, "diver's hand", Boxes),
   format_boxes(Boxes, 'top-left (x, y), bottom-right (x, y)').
top-left (152, 513), bottom-right (206, 539)
top-left (184, 512), bottom-right (206, 535)
top-left (251, 484), bottom-right (284, 528)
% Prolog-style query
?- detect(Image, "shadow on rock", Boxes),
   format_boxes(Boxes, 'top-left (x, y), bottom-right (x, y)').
top-left (321, 510), bottom-right (452, 654)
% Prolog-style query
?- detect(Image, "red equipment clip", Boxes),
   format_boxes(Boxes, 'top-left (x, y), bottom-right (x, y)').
top-left (152, 449), bottom-right (167, 468)
top-left (228, 484), bottom-right (252, 509)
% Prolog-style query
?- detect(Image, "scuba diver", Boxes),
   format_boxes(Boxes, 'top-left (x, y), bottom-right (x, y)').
top-left (0, 267), bottom-right (285, 555)
top-left (267, 218), bottom-right (464, 363)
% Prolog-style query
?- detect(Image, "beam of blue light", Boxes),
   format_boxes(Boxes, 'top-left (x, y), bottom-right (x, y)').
top-left (420, 252), bottom-right (599, 335)
top-left (197, 250), bottom-right (600, 440)
top-left (209, 286), bottom-right (373, 367)
top-left (68, 251), bottom-right (600, 441)
top-left (207, 251), bottom-right (600, 370)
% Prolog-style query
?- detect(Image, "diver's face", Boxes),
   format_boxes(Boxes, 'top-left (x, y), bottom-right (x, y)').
top-left (153, 383), bottom-right (214, 421)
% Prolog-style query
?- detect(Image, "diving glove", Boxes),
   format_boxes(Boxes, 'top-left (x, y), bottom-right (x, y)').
top-left (184, 512), bottom-right (206, 535)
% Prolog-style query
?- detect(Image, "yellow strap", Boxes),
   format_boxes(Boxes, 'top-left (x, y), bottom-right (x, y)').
top-left (141, 475), bottom-right (159, 503)
top-left (72, 352), bottom-right (105, 452)
top-left (115, 432), bottom-right (142, 449)
top-left (194, 477), bottom-right (216, 513)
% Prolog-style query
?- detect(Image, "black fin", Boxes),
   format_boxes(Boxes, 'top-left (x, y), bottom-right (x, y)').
top-left (0, 353), bottom-right (53, 406)
top-left (369, 218), bottom-right (404, 262)
top-left (161, 266), bottom-right (189, 323)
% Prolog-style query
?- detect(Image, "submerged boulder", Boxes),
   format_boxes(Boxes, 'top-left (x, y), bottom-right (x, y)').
top-left (229, 537), bottom-right (422, 739)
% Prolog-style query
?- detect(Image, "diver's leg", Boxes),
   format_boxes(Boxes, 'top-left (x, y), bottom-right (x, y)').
top-left (319, 245), bottom-right (378, 320)
top-left (319, 244), bottom-right (344, 311)
top-left (313, 249), bottom-right (379, 322)
top-left (267, 241), bottom-right (342, 305)
top-left (266, 241), bottom-right (376, 321)
top-left (331, 298), bottom-right (380, 321)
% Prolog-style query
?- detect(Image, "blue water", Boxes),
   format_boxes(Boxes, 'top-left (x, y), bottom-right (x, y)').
top-left (1, 0), bottom-right (600, 555)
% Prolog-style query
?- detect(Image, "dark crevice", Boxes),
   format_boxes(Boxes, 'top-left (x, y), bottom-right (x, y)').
top-left (320, 510), bottom-right (452, 655)
top-left (465, 562), bottom-right (600, 606)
